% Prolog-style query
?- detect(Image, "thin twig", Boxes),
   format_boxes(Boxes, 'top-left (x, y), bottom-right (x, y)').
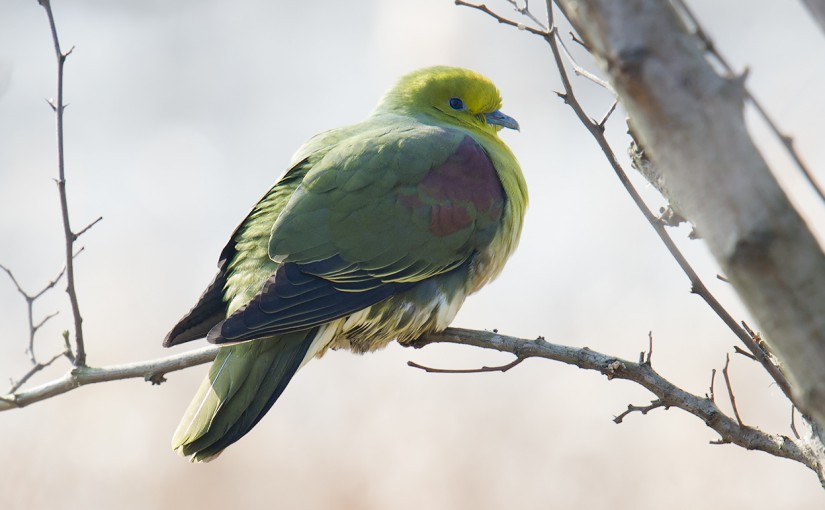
top-left (32, 311), bottom-right (60, 334)
top-left (722, 354), bottom-right (745, 427)
top-left (613, 399), bottom-right (667, 424)
top-left (708, 368), bottom-right (717, 402)
top-left (733, 345), bottom-right (757, 361)
top-left (598, 99), bottom-right (618, 128)
top-left (791, 406), bottom-right (801, 440)
top-left (32, 264), bottom-right (67, 300)
top-left (0, 262), bottom-right (66, 364)
top-left (0, 263), bottom-right (27, 297)
top-left (505, 0), bottom-right (548, 30)
top-left (454, 0), bottom-right (550, 36)
top-left (555, 30), bottom-right (615, 92)
top-left (38, 0), bottom-right (88, 366)
top-left (73, 216), bottom-right (103, 240)
top-left (407, 356), bottom-right (524, 374)
top-left (646, 330), bottom-right (653, 365)
top-left (569, 31), bottom-right (589, 51)
top-left (8, 350), bottom-right (67, 393)
top-left (671, 0), bottom-right (825, 204)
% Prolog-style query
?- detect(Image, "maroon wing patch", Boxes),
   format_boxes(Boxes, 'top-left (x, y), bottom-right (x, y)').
top-left (400, 135), bottom-right (504, 237)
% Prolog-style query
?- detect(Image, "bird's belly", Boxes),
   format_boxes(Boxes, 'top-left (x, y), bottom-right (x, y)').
top-left (299, 283), bottom-right (467, 365)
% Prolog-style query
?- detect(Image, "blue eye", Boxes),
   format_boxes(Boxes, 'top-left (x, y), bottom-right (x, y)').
top-left (448, 97), bottom-right (465, 110)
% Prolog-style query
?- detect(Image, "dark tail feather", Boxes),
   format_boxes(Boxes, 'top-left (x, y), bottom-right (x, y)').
top-left (164, 271), bottom-right (228, 347)
top-left (172, 328), bottom-right (317, 461)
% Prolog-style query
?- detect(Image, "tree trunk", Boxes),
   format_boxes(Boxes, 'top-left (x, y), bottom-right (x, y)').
top-left (557, 0), bottom-right (825, 427)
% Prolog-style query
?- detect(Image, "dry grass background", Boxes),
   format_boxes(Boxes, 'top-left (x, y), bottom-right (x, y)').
top-left (1, 1), bottom-right (825, 508)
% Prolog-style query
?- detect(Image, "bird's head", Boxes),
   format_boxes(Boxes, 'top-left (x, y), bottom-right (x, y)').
top-left (376, 66), bottom-right (519, 135)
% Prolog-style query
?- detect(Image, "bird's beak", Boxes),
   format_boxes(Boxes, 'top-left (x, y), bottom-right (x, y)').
top-left (485, 109), bottom-right (520, 131)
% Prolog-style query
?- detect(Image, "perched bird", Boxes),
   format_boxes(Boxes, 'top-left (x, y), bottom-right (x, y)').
top-left (164, 66), bottom-right (528, 461)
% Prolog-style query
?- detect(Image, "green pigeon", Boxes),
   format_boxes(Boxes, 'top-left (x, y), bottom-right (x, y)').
top-left (164, 66), bottom-right (528, 461)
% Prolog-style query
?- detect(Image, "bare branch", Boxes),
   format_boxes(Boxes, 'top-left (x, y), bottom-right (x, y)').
top-left (722, 354), bottom-right (745, 427)
top-left (598, 98), bottom-right (618, 128)
top-left (733, 345), bottom-right (758, 361)
top-left (38, 0), bottom-right (89, 367)
top-left (32, 264), bottom-right (67, 301)
top-left (454, 0), bottom-right (550, 36)
top-left (73, 216), bottom-right (103, 240)
top-left (0, 344), bottom-right (220, 410)
top-left (409, 328), bottom-right (825, 485)
top-left (8, 350), bottom-right (67, 393)
top-left (504, 0), bottom-right (548, 30)
top-left (792, 405), bottom-right (801, 440)
top-left (555, 29), bottom-right (615, 92)
top-left (708, 368), bottom-right (717, 402)
top-left (645, 330), bottom-right (653, 365)
top-left (0, 263), bottom-right (28, 297)
top-left (32, 311), bottom-right (60, 334)
top-left (407, 356), bottom-right (524, 374)
top-left (613, 399), bottom-right (667, 424)
top-left (1, 262), bottom-right (66, 364)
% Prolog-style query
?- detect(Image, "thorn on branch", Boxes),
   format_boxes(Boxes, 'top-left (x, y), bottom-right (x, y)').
top-left (613, 399), bottom-right (667, 424)
top-left (407, 356), bottom-right (525, 374)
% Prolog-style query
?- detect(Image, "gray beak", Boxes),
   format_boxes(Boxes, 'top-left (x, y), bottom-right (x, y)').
top-left (484, 109), bottom-right (520, 131)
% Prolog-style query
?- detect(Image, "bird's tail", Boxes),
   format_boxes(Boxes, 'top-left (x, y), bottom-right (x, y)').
top-left (172, 328), bottom-right (317, 462)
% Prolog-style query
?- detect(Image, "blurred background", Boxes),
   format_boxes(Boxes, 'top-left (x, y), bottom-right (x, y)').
top-left (1, 1), bottom-right (824, 508)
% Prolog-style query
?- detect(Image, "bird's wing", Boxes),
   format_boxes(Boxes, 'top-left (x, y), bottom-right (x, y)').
top-left (208, 124), bottom-right (505, 344)
top-left (163, 161), bottom-right (312, 347)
